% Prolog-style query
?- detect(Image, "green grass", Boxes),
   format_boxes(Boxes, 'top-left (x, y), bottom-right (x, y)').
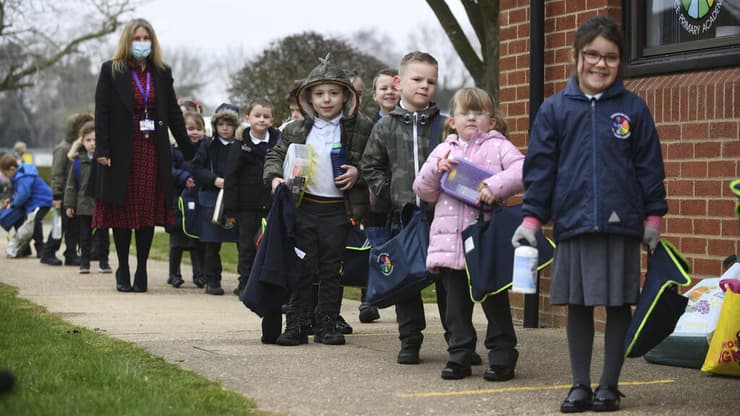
top-left (0, 284), bottom-right (263, 416)
top-left (146, 231), bottom-right (438, 303)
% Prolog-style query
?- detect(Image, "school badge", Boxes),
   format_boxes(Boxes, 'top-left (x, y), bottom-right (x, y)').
top-left (610, 112), bottom-right (631, 139)
top-left (377, 253), bottom-right (393, 276)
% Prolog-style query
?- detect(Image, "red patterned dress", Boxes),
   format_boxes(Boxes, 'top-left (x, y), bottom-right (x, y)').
top-left (93, 62), bottom-right (173, 229)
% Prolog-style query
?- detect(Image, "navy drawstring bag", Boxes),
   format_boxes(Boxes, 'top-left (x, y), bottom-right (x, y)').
top-left (462, 204), bottom-right (554, 303)
top-left (624, 240), bottom-right (692, 358)
top-left (365, 204), bottom-right (434, 308)
top-left (339, 227), bottom-right (371, 287)
top-left (178, 188), bottom-right (200, 239)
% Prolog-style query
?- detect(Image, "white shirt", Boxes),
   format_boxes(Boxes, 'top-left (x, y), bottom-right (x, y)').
top-left (250, 130), bottom-right (270, 146)
top-left (305, 115), bottom-right (343, 198)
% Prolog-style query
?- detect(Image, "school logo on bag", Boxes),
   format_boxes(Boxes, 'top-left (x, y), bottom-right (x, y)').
top-left (610, 113), bottom-right (631, 139)
top-left (377, 253), bottom-right (393, 276)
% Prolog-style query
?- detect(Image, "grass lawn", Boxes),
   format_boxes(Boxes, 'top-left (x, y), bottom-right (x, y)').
top-left (0, 284), bottom-right (263, 416)
top-left (145, 230), bottom-right (438, 303)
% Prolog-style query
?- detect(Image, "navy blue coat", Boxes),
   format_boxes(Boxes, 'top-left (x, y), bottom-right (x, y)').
top-left (522, 76), bottom-right (667, 242)
top-left (241, 184), bottom-right (301, 317)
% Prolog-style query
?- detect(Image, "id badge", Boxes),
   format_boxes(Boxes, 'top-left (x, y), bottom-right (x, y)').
top-left (139, 119), bottom-right (155, 132)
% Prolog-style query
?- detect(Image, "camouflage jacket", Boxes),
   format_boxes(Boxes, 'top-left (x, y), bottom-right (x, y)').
top-left (360, 103), bottom-right (446, 213)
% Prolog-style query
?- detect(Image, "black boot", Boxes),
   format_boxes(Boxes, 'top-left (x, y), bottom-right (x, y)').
top-left (233, 276), bottom-right (247, 296)
top-left (205, 278), bottom-right (224, 295)
top-left (116, 268), bottom-right (132, 292)
top-left (132, 270), bottom-right (148, 292)
top-left (276, 314), bottom-right (308, 346)
top-left (168, 247), bottom-right (184, 287)
top-left (314, 314), bottom-right (345, 345)
top-left (190, 248), bottom-right (206, 288)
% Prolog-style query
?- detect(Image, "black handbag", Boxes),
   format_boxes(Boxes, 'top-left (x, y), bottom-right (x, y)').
top-left (339, 227), bottom-right (371, 287)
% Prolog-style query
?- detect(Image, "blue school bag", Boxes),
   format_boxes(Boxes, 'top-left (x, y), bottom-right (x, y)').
top-left (365, 204), bottom-right (433, 308)
top-left (178, 188), bottom-right (200, 238)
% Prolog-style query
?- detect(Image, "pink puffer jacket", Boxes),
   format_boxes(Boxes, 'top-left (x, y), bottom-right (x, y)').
top-left (413, 129), bottom-right (524, 272)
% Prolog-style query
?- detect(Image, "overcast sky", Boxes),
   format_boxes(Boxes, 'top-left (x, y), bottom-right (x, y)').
top-left (130, 0), bottom-right (472, 105)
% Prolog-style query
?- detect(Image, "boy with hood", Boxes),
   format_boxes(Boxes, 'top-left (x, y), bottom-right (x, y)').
top-left (264, 54), bottom-right (374, 346)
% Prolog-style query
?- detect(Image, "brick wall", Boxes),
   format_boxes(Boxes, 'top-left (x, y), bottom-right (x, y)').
top-left (498, 0), bottom-right (740, 328)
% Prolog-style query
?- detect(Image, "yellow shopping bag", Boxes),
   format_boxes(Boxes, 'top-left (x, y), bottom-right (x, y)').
top-left (701, 279), bottom-right (740, 376)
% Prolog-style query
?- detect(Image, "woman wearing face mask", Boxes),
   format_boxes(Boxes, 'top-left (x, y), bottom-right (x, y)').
top-left (93, 18), bottom-right (194, 293)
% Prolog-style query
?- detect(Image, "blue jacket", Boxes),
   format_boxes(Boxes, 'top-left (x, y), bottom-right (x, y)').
top-left (11, 164), bottom-right (53, 214)
top-left (522, 76), bottom-right (667, 242)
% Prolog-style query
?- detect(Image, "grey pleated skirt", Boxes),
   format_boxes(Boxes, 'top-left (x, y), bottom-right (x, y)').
top-left (550, 233), bottom-right (641, 306)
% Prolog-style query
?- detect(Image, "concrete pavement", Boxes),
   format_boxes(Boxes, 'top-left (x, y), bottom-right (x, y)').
top-left (0, 238), bottom-right (738, 415)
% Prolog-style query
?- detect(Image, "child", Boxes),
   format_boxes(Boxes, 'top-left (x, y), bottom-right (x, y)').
top-left (413, 87), bottom-right (524, 380)
top-left (191, 108), bottom-right (241, 295)
top-left (264, 54), bottom-right (373, 346)
top-left (514, 16), bottom-right (667, 412)
top-left (64, 121), bottom-right (111, 274)
top-left (370, 68), bottom-right (400, 123)
top-left (168, 111), bottom-right (207, 288)
top-left (361, 51), bottom-right (454, 365)
top-left (224, 97), bottom-right (281, 297)
top-left (279, 80), bottom-right (304, 131)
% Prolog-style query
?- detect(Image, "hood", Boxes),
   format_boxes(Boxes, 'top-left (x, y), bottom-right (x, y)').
top-left (15, 163), bottom-right (39, 179)
top-left (296, 53), bottom-right (358, 120)
top-left (211, 109), bottom-right (240, 139)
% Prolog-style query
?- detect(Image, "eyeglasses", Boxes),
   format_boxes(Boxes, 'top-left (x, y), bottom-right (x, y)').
top-left (581, 50), bottom-right (620, 67)
top-left (456, 111), bottom-right (490, 118)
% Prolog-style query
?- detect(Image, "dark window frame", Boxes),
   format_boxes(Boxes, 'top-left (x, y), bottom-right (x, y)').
top-left (623, 1), bottom-right (740, 78)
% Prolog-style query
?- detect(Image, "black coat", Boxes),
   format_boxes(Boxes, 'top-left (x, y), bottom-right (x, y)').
top-left (93, 60), bottom-right (194, 206)
top-left (223, 127), bottom-right (281, 216)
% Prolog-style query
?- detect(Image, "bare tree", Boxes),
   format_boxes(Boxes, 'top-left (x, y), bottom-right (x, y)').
top-left (425, 0), bottom-right (500, 100)
top-left (167, 48), bottom-right (207, 101)
top-left (0, 0), bottom-right (134, 92)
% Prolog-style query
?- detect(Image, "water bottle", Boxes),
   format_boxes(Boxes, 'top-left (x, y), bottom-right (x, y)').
top-left (512, 245), bottom-right (538, 294)
top-left (330, 142), bottom-right (347, 188)
top-left (51, 208), bottom-right (62, 239)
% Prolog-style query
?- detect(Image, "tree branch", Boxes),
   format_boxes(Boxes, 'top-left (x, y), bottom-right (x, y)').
top-left (425, 0), bottom-right (484, 83)
top-left (461, 0), bottom-right (486, 51)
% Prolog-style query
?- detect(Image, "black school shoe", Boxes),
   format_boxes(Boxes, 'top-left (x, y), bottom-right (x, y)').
top-left (560, 384), bottom-right (593, 413)
top-left (358, 304), bottom-right (380, 323)
top-left (167, 274), bottom-right (185, 288)
top-left (441, 362), bottom-right (472, 380)
top-left (592, 385), bottom-right (624, 412)
top-left (314, 315), bottom-right (345, 345)
top-left (483, 349), bottom-right (518, 381)
top-left (335, 315), bottom-right (353, 334)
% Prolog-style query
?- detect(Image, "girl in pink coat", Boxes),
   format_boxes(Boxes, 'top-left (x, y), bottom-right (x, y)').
top-left (413, 87), bottom-right (524, 381)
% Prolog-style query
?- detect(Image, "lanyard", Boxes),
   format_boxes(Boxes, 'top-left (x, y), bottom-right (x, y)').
top-left (131, 70), bottom-right (151, 117)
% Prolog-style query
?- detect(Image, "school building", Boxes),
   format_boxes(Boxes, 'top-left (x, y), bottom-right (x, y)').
top-left (497, 0), bottom-right (740, 328)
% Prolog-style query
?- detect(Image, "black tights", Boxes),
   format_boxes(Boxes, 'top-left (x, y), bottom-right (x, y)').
top-left (566, 304), bottom-right (631, 388)
top-left (112, 227), bottom-right (154, 273)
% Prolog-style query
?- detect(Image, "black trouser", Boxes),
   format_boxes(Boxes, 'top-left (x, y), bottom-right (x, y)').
top-left (203, 242), bottom-right (224, 284)
top-left (29, 206), bottom-right (50, 256)
top-left (42, 213), bottom-right (80, 260)
top-left (236, 209), bottom-right (265, 287)
top-left (78, 215), bottom-right (109, 268)
top-left (438, 268), bottom-right (517, 366)
top-left (287, 198), bottom-right (349, 318)
top-left (394, 282), bottom-right (447, 348)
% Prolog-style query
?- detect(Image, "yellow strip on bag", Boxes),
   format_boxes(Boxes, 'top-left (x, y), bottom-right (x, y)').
top-left (701, 286), bottom-right (740, 376)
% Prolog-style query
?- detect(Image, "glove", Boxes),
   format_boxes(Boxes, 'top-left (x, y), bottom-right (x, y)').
top-left (642, 215), bottom-right (661, 253)
top-left (512, 216), bottom-right (541, 248)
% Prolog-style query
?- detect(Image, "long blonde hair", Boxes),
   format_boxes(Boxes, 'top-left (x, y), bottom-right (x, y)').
top-left (111, 18), bottom-right (166, 74)
top-left (446, 87), bottom-right (508, 137)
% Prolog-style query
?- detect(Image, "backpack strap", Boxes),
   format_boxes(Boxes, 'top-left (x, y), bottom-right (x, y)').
top-left (428, 113), bottom-right (443, 150)
top-left (73, 158), bottom-right (81, 190)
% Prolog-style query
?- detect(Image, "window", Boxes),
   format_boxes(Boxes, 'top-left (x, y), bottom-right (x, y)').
top-left (624, 0), bottom-right (740, 77)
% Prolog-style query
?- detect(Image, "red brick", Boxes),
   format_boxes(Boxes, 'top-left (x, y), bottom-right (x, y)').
top-left (692, 258), bottom-right (722, 279)
top-left (546, 32), bottom-right (566, 49)
top-left (680, 237), bottom-right (707, 255)
top-left (510, 39), bottom-right (529, 54)
top-left (708, 161), bottom-right (737, 178)
top-left (665, 217), bottom-right (692, 234)
top-left (516, 54), bottom-right (530, 69)
top-left (500, 87), bottom-right (516, 103)
top-left (695, 142), bottom-right (722, 158)
top-left (516, 85), bottom-right (529, 101)
top-left (681, 161), bottom-right (707, 178)
top-left (667, 142), bottom-right (693, 159)
top-left (500, 26), bottom-right (517, 40)
top-left (733, 81), bottom-right (740, 118)
top-left (679, 86), bottom-right (690, 120)
top-left (706, 83), bottom-right (717, 119)
top-left (658, 124), bottom-right (681, 141)
top-left (693, 218), bottom-right (722, 235)
top-left (665, 180), bottom-right (693, 196)
top-left (708, 199), bottom-right (735, 216)
top-left (709, 122), bottom-right (738, 139)
top-left (500, 56), bottom-right (517, 71)
top-left (556, 15), bottom-right (576, 31)
top-left (722, 219), bottom-right (740, 237)
top-left (510, 8), bottom-right (527, 24)
top-left (708, 239), bottom-right (737, 257)
top-left (664, 161), bottom-right (680, 178)
top-left (681, 122), bottom-right (709, 140)
top-left (666, 199), bottom-right (680, 216)
top-left (723, 84), bottom-right (733, 118)
top-left (680, 200), bottom-right (706, 216)
top-left (545, 0), bottom-right (566, 16)
top-left (723, 141), bottom-right (740, 158)
top-left (695, 181), bottom-right (721, 197)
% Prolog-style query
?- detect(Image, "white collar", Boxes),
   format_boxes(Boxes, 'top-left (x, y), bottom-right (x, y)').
top-left (250, 129), bottom-right (270, 144)
top-left (217, 137), bottom-right (233, 146)
top-left (314, 114), bottom-right (342, 129)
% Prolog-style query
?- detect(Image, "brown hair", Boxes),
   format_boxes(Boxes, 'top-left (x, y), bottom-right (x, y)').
top-left (372, 68), bottom-right (398, 92)
top-left (447, 87), bottom-right (508, 137)
top-left (183, 111), bottom-right (205, 130)
top-left (244, 97), bottom-right (273, 117)
top-left (0, 154), bottom-right (18, 172)
top-left (399, 51), bottom-right (438, 75)
top-left (112, 18), bottom-right (166, 74)
top-left (66, 112), bottom-right (94, 142)
top-left (572, 15), bottom-right (624, 65)
top-left (78, 120), bottom-right (95, 138)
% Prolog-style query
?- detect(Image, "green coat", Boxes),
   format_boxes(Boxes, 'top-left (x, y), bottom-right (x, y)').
top-left (63, 151), bottom-right (95, 216)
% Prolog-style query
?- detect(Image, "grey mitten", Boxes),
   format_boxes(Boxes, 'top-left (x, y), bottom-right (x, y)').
top-left (642, 226), bottom-right (660, 253)
top-left (512, 224), bottom-right (538, 248)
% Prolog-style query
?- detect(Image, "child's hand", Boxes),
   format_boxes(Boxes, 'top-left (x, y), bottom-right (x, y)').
top-left (185, 177), bottom-right (195, 188)
top-left (478, 184), bottom-right (495, 205)
top-left (271, 177), bottom-right (285, 192)
top-left (96, 157), bottom-right (111, 167)
top-left (214, 177), bottom-right (224, 189)
top-left (436, 150), bottom-right (457, 173)
top-left (3, 199), bottom-right (11, 208)
top-left (335, 165), bottom-right (358, 191)
top-left (66, 208), bottom-right (75, 218)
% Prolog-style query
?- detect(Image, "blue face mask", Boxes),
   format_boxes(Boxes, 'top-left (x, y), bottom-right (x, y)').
top-left (131, 41), bottom-right (151, 60)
